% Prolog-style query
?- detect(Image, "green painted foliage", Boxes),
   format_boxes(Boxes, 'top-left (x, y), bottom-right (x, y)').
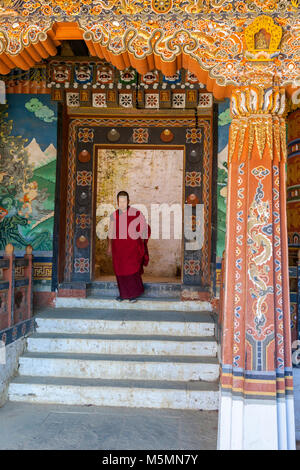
top-left (0, 105), bottom-right (54, 251)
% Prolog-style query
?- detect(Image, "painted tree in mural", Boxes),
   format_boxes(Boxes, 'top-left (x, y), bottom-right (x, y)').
top-left (0, 105), bottom-right (52, 250)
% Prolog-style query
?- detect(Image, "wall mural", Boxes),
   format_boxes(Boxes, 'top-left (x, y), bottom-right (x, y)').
top-left (217, 98), bottom-right (231, 260)
top-left (0, 94), bottom-right (57, 252)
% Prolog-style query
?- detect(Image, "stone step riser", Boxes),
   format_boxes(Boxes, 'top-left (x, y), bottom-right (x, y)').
top-left (54, 298), bottom-right (213, 311)
top-left (35, 319), bottom-right (215, 337)
top-left (26, 337), bottom-right (217, 357)
top-left (87, 282), bottom-right (182, 298)
top-left (87, 288), bottom-right (181, 299)
top-left (19, 357), bottom-right (220, 382)
top-left (8, 383), bottom-right (219, 410)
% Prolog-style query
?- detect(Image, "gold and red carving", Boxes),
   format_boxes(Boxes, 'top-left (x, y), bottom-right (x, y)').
top-left (229, 86), bottom-right (286, 162)
top-left (244, 15), bottom-right (282, 61)
top-left (0, 3), bottom-right (300, 98)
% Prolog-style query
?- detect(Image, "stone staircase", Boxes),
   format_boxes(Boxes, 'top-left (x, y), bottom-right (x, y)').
top-left (8, 299), bottom-right (220, 410)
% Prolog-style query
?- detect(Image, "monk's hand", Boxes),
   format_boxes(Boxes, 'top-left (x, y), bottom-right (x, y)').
top-left (107, 246), bottom-right (112, 256)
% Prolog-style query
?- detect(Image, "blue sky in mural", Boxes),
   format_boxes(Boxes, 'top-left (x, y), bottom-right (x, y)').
top-left (6, 94), bottom-right (57, 151)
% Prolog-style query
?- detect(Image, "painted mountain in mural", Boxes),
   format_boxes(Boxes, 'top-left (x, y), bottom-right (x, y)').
top-left (25, 138), bottom-right (56, 169)
top-left (21, 138), bottom-right (57, 248)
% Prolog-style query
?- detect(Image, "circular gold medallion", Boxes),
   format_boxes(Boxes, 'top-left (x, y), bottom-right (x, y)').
top-left (151, 0), bottom-right (172, 14)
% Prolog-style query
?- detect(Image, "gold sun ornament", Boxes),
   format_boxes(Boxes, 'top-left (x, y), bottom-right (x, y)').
top-left (151, 0), bottom-right (173, 13)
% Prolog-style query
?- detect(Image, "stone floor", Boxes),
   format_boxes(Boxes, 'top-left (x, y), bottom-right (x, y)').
top-left (0, 401), bottom-right (218, 450)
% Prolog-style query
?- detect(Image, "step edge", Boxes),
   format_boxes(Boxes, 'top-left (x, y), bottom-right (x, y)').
top-left (19, 352), bottom-right (220, 363)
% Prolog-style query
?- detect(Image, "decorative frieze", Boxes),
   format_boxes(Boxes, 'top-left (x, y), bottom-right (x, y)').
top-left (46, 59), bottom-right (212, 111)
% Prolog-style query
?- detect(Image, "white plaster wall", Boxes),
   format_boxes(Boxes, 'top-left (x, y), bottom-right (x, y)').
top-left (0, 337), bottom-right (27, 407)
top-left (96, 148), bottom-right (184, 278)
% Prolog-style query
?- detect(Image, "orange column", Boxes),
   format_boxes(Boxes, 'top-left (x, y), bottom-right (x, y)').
top-left (218, 85), bottom-right (295, 450)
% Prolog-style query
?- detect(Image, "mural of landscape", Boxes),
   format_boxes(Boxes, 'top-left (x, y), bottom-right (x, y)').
top-left (0, 94), bottom-right (57, 252)
top-left (217, 98), bottom-right (231, 259)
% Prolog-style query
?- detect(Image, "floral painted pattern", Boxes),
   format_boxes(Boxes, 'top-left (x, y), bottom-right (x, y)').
top-left (172, 93), bottom-right (186, 108)
top-left (198, 93), bottom-right (213, 108)
top-left (78, 127), bottom-right (94, 143)
top-left (185, 171), bottom-right (201, 187)
top-left (66, 92), bottom-right (80, 107)
top-left (119, 93), bottom-right (133, 108)
top-left (92, 93), bottom-right (107, 108)
top-left (76, 171), bottom-right (92, 186)
top-left (145, 93), bottom-right (159, 109)
top-left (132, 128), bottom-right (149, 143)
top-left (184, 260), bottom-right (201, 275)
top-left (74, 258), bottom-right (90, 273)
top-left (76, 213), bottom-right (91, 229)
top-left (186, 128), bottom-right (202, 143)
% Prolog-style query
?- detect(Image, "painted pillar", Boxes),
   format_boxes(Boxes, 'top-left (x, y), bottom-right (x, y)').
top-left (218, 85), bottom-right (295, 450)
top-left (287, 109), bottom-right (300, 344)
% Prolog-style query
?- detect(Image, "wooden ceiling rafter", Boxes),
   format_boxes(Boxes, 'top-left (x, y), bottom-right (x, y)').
top-left (0, 21), bottom-right (232, 99)
top-left (0, 31), bottom-right (61, 73)
top-left (0, 6), bottom-right (299, 101)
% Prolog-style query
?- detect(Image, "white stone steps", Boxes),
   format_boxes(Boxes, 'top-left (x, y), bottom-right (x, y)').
top-left (34, 309), bottom-right (216, 337)
top-left (27, 332), bottom-right (217, 357)
top-left (8, 376), bottom-right (219, 410)
top-left (18, 352), bottom-right (219, 382)
top-left (55, 297), bottom-right (213, 312)
top-left (8, 304), bottom-right (219, 411)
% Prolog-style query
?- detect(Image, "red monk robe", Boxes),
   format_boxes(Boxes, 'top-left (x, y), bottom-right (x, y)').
top-left (108, 205), bottom-right (151, 300)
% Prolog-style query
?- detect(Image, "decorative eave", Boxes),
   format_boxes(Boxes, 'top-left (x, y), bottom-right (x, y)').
top-left (0, 1), bottom-right (300, 98)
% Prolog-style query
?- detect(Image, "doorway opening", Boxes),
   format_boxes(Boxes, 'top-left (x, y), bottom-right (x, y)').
top-left (94, 145), bottom-right (184, 284)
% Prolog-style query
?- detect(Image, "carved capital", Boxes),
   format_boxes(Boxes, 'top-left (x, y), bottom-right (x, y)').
top-left (230, 85), bottom-right (286, 118)
top-left (228, 86), bottom-right (287, 163)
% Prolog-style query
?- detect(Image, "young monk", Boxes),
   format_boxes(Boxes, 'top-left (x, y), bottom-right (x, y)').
top-left (107, 191), bottom-right (150, 302)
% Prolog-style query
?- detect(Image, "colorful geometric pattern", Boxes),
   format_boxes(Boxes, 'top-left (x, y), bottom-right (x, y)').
top-left (76, 171), bottom-right (92, 186)
top-left (185, 172), bottom-right (201, 187)
top-left (76, 214), bottom-right (91, 229)
top-left (92, 93), bottom-right (106, 108)
top-left (74, 258), bottom-right (90, 273)
top-left (145, 93), bottom-right (159, 109)
top-left (132, 128), bottom-right (149, 143)
top-left (184, 260), bottom-right (201, 275)
top-left (198, 93), bottom-right (213, 108)
top-left (78, 127), bottom-right (94, 143)
top-left (66, 92), bottom-right (80, 107)
top-left (119, 93), bottom-right (133, 108)
top-left (186, 128), bottom-right (202, 144)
